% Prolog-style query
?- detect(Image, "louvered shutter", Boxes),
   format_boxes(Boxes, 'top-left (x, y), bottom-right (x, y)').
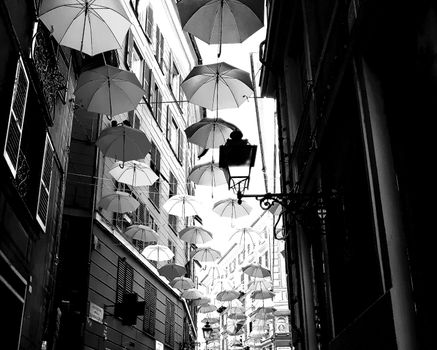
top-left (144, 280), bottom-right (156, 335)
top-left (125, 262), bottom-right (133, 295)
top-left (145, 6), bottom-right (153, 41)
top-left (116, 258), bottom-right (126, 303)
top-left (144, 63), bottom-right (151, 101)
top-left (125, 29), bottom-right (133, 69)
top-left (4, 57), bottom-right (29, 176)
top-left (178, 130), bottom-right (184, 163)
top-left (156, 89), bottom-right (162, 125)
top-left (36, 134), bottom-right (54, 231)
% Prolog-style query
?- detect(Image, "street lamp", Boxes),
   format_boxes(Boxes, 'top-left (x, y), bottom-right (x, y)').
top-left (202, 321), bottom-right (213, 341)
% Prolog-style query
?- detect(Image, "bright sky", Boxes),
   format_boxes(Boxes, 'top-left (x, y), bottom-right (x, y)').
top-left (189, 28), bottom-right (277, 253)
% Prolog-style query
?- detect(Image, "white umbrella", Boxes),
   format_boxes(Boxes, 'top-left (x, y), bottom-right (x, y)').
top-left (170, 276), bottom-right (195, 290)
top-left (192, 296), bottom-right (211, 306)
top-left (198, 304), bottom-right (217, 313)
top-left (242, 263), bottom-right (271, 278)
top-left (185, 118), bottom-right (239, 149)
top-left (75, 65), bottom-right (145, 118)
top-left (179, 226), bottom-right (213, 245)
top-left (201, 316), bottom-right (219, 324)
top-left (251, 290), bottom-right (275, 300)
top-left (181, 288), bottom-right (203, 300)
top-left (98, 191), bottom-right (139, 213)
top-left (158, 263), bottom-right (186, 281)
top-left (39, 0), bottom-right (131, 56)
top-left (230, 227), bottom-right (261, 247)
top-left (191, 247), bottom-right (222, 262)
top-left (124, 225), bottom-right (158, 242)
top-left (188, 161), bottom-right (227, 187)
top-left (216, 289), bottom-right (240, 302)
top-left (213, 198), bottom-right (252, 221)
top-left (95, 123), bottom-right (151, 162)
top-left (163, 194), bottom-right (203, 218)
top-left (142, 244), bottom-right (174, 262)
top-left (110, 161), bottom-right (158, 187)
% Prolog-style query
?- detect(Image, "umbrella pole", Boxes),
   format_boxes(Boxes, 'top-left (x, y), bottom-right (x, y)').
top-left (218, 0), bottom-right (224, 58)
top-left (80, 1), bottom-right (89, 55)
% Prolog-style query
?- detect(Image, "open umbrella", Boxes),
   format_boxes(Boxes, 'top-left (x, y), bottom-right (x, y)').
top-left (228, 313), bottom-right (247, 321)
top-left (213, 198), bottom-right (252, 220)
top-left (242, 263), bottom-right (271, 278)
top-left (110, 160), bottom-right (158, 187)
top-left (185, 118), bottom-right (239, 149)
top-left (95, 123), bottom-right (151, 162)
top-left (198, 304), bottom-right (217, 313)
top-left (191, 247), bottom-right (222, 262)
top-left (188, 161), bottom-right (227, 187)
top-left (98, 191), bottom-right (139, 213)
top-left (124, 225), bottom-right (158, 242)
top-left (170, 276), bottom-right (195, 290)
top-left (181, 62), bottom-right (253, 110)
top-left (75, 65), bottom-right (145, 118)
top-left (179, 226), bottom-right (213, 245)
top-left (201, 316), bottom-right (219, 324)
top-left (247, 279), bottom-right (273, 292)
top-left (181, 288), bottom-right (204, 300)
top-left (158, 263), bottom-right (186, 281)
top-left (142, 244), bottom-right (174, 262)
top-left (39, 0), bottom-right (131, 56)
top-left (163, 194), bottom-right (203, 218)
top-left (177, 0), bottom-right (264, 57)
top-left (216, 289), bottom-right (240, 302)
top-left (192, 296), bottom-right (211, 306)
top-left (251, 290), bottom-right (275, 300)
top-left (230, 227), bottom-right (261, 247)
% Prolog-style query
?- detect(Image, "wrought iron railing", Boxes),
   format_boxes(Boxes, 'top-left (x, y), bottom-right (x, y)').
top-left (12, 150), bottom-right (31, 202)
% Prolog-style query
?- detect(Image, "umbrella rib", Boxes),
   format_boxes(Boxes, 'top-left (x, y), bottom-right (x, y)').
top-left (51, 5), bottom-right (86, 46)
top-left (218, 75), bottom-right (242, 107)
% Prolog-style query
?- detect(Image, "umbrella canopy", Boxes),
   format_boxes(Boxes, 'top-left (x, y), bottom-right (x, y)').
top-left (247, 279), bottom-right (273, 293)
top-left (181, 62), bottom-right (253, 110)
top-left (253, 306), bottom-right (277, 315)
top-left (228, 313), bottom-right (247, 321)
top-left (251, 290), bottom-right (275, 300)
top-left (181, 288), bottom-right (204, 300)
top-left (170, 276), bottom-right (195, 290)
top-left (158, 263), bottom-right (186, 281)
top-left (216, 289), bottom-right (240, 302)
top-left (75, 65), bottom-right (145, 117)
top-left (163, 195), bottom-right (203, 218)
top-left (201, 317), bottom-right (219, 324)
top-left (39, 0), bottom-right (131, 56)
top-left (192, 296), bottom-right (211, 306)
top-left (198, 304), bottom-right (217, 313)
top-left (98, 191), bottom-right (139, 213)
top-left (110, 160), bottom-right (158, 187)
top-left (95, 124), bottom-right (151, 162)
top-left (142, 244), bottom-right (174, 262)
top-left (242, 263), bottom-right (271, 278)
top-left (188, 161), bottom-right (227, 187)
top-left (179, 226), bottom-right (213, 245)
top-left (185, 118), bottom-right (239, 149)
top-left (213, 198), bottom-right (252, 219)
top-left (191, 247), bottom-right (222, 262)
top-left (230, 227), bottom-right (261, 246)
top-left (228, 306), bottom-right (245, 314)
top-left (252, 312), bottom-right (274, 320)
top-left (124, 225), bottom-right (158, 242)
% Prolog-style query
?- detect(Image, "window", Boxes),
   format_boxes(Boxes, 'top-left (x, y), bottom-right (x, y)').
top-left (132, 44), bottom-right (144, 84)
top-left (36, 134), bottom-right (54, 231)
top-left (150, 142), bottom-right (161, 174)
top-left (152, 83), bottom-right (162, 125)
top-left (167, 239), bottom-right (176, 263)
top-left (145, 5), bottom-right (153, 41)
top-left (128, 111), bottom-right (141, 130)
top-left (124, 29), bottom-right (133, 69)
top-left (4, 57), bottom-right (29, 177)
top-left (116, 258), bottom-right (134, 304)
top-left (143, 280), bottom-right (157, 335)
top-left (155, 26), bottom-right (164, 70)
top-left (165, 299), bottom-right (175, 346)
top-left (178, 130), bottom-right (184, 163)
top-left (229, 259), bottom-right (236, 273)
top-left (265, 252), bottom-right (269, 268)
top-left (169, 56), bottom-right (180, 99)
top-left (143, 62), bottom-right (152, 102)
top-left (166, 109), bottom-right (179, 153)
top-left (169, 172), bottom-right (177, 198)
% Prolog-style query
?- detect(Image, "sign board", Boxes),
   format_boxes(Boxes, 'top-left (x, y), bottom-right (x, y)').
top-left (89, 302), bottom-right (104, 323)
top-left (156, 340), bottom-right (164, 350)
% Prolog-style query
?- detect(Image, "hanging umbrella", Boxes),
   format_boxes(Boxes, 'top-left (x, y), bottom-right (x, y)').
top-left (228, 306), bottom-right (245, 315)
top-left (213, 198), bottom-right (252, 220)
top-left (124, 225), bottom-right (158, 242)
top-left (158, 263), bottom-right (186, 281)
top-left (198, 304), bottom-right (217, 313)
top-left (228, 313), bottom-right (247, 321)
top-left (191, 247), bottom-right (222, 262)
top-left (251, 290), bottom-right (275, 300)
top-left (181, 62), bottom-right (253, 110)
top-left (98, 191), bottom-right (139, 213)
top-left (170, 276), bottom-right (195, 290)
top-left (163, 195), bottom-right (203, 218)
top-left (142, 244), bottom-right (174, 262)
top-left (179, 226), bottom-right (213, 245)
top-left (110, 160), bottom-right (158, 187)
top-left (253, 306), bottom-right (277, 315)
top-left (181, 288), bottom-right (204, 300)
top-left (201, 316), bottom-right (219, 324)
top-left (247, 279), bottom-right (273, 292)
top-left (75, 65), bottom-right (145, 118)
top-left (185, 118), bottom-right (239, 149)
top-left (216, 289), bottom-right (240, 302)
top-left (95, 123), bottom-right (151, 162)
top-left (188, 161), bottom-right (227, 187)
top-left (252, 312), bottom-right (274, 320)
top-left (192, 296), bottom-right (211, 306)
top-left (39, 0), bottom-right (131, 56)
top-left (242, 263), bottom-right (271, 278)
top-left (230, 227), bottom-right (261, 246)
top-left (211, 278), bottom-right (232, 293)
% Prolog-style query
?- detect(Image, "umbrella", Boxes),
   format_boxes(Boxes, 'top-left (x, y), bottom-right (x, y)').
top-left (179, 226), bottom-right (213, 245)
top-left (201, 317), bottom-right (219, 324)
top-left (39, 0), bottom-right (131, 56)
top-left (252, 313), bottom-right (274, 320)
top-left (95, 123), bottom-right (151, 162)
top-left (142, 244), bottom-right (174, 262)
top-left (247, 279), bottom-right (273, 292)
top-left (227, 306), bottom-right (245, 315)
top-left (230, 227), bottom-right (261, 247)
top-left (98, 191), bottom-right (139, 213)
top-left (216, 289), bottom-right (240, 302)
top-left (181, 62), bottom-right (253, 110)
top-left (254, 306), bottom-right (277, 315)
top-left (192, 296), bottom-right (211, 306)
top-left (158, 263), bottom-right (186, 281)
top-left (188, 161), bottom-right (227, 187)
top-left (213, 198), bottom-right (252, 220)
top-left (198, 304), bottom-right (217, 313)
top-left (242, 263), bottom-right (271, 278)
top-left (124, 225), bottom-right (158, 242)
top-left (170, 276), bottom-right (195, 290)
top-left (177, 0), bottom-right (264, 57)
top-left (251, 290), bottom-right (275, 300)
top-left (109, 160), bottom-right (158, 187)
top-left (185, 118), bottom-right (239, 149)
top-left (181, 288), bottom-right (203, 300)
top-left (228, 313), bottom-right (247, 321)
top-left (75, 65), bottom-right (145, 118)
top-left (163, 195), bottom-right (203, 218)
top-left (191, 247), bottom-right (222, 262)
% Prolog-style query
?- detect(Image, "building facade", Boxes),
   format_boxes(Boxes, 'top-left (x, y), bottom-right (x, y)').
top-left (260, 1), bottom-right (436, 350)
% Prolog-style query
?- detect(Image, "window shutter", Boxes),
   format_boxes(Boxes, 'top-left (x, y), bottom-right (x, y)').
top-left (144, 62), bottom-right (151, 101)
top-left (145, 6), bottom-right (153, 41)
top-left (178, 130), bottom-right (184, 163)
top-left (144, 280), bottom-right (156, 335)
top-left (4, 57), bottom-right (29, 176)
top-left (156, 89), bottom-right (162, 125)
top-left (125, 29), bottom-right (134, 69)
top-left (155, 26), bottom-right (160, 60)
top-left (166, 106), bottom-right (171, 140)
top-left (36, 134), bottom-right (54, 231)
top-left (116, 258), bottom-right (126, 304)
